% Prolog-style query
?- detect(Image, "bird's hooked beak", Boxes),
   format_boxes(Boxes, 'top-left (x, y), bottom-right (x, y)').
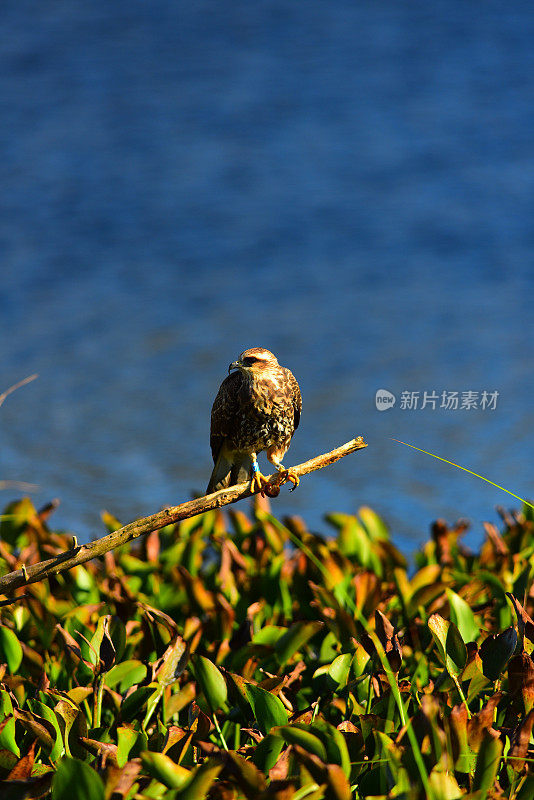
top-left (228, 360), bottom-right (241, 374)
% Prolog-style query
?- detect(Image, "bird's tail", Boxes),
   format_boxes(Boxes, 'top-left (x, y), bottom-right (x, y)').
top-left (206, 452), bottom-right (253, 494)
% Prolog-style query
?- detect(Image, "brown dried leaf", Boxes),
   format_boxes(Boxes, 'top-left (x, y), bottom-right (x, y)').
top-left (14, 710), bottom-right (55, 753)
top-left (209, 779), bottom-right (238, 800)
top-left (449, 702), bottom-right (468, 765)
top-left (102, 759), bottom-right (142, 798)
top-left (216, 592), bottom-right (236, 642)
top-left (354, 571), bottom-right (380, 614)
top-left (507, 593), bottom-right (534, 645)
top-left (6, 741), bottom-right (36, 780)
top-left (509, 708), bottom-right (534, 772)
top-left (468, 693), bottom-right (502, 751)
top-left (152, 635), bottom-right (189, 686)
top-left (326, 763), bottom-right (352, 800)
top-left (55, 624), bottom-right (94, 672)
top-left (374, 609), bottom-right (402, 672)
top-left (291, 744), bottom-right (327, 784)
top-left (269, 746), bottom-right (291, 782)
top-left (508, 652), bottom-right (534, 714)
top-left (225, 751), bottom-right (267, 798)
top-left (138, 602), bottom-right (179, 636)
top-left (484, 522), bottom-right (509, 558)
top-left (80, 736), bottom-right (118, 766)
top-left (37, 671), bottom-right (50, 693)
top-left (189, 701), bottom-right (212, 741)
top-left (196, 740), bottom-right (222, 756)
top-left (431, 519), bottom-right (453, 566)
top-left (218, 540), bottom-right (237, 600)
top-left (145, 529), bottom-right (160, 563)
top-left (178, 566), bottom-right (217, 612)
top-left (284, 661), bottom-right (306, 688)
top-left (163, 726), bottom-right (194, 764)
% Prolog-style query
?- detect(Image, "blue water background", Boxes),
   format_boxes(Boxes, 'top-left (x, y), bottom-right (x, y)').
top-left (2, 1), bottom-right (533, 553)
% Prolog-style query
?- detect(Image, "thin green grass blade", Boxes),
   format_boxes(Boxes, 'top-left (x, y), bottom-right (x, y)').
top-left (391, 439), bottom-right (534, 510)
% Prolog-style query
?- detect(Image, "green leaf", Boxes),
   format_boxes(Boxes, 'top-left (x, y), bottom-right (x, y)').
top-left (358, 506), bottom-right (389, 541)
top-left (252, 733), bottom-right (284, 772)
top-left (0, 626), bottom-right (23, 674)
top-left (311, 719), bottom-right (351, 777)
top-left (326, 653), bottom-right (353, 691)
top-left (480, 627), bottom-right (518, 681)
top-left (274, 620), bottom-right (323, 665)
top-left (252, 626), bottom-right (287, 646)
top-left (117, 725), bottom-right (140, 768)
top-left (71, 565), bottom-right (95, 593)
top-left (109, 616), bottom-right (127, 662)
top-left (245, 684), bottom-right (288, 734)
top-left (0, 750), bottom-right (18, 773)
top-left (106, 659), bottom-right (147, 691)
top-left (54, 700), bottom-right (87, 760)
top-left (0, 691), bottom-right (19, 757)
top-left (143, 685), bottom-right (164, 729)
top-left (51, 757), bottom-right (105, 800)
top-left (337, 518), bottom-right (369, 557)
top-left (357, 764), bottom-right (393, 796)
top-left (428, 614), bottom-right (467, 678)
top-left (275, 724), bottom-right (327, 761)
top-left (140, 751), bottom-right (191, 789)
top-left (89, 616), bottom-right (116, 672)
top-left (472, 731), bottom-right (503, 794)
top-left (446, 589), bottom-right (479, 644)
top-left (194, 655), bottom-right (227, 712)
top-left (27, 700), bottom-right (64, 761)
top-left (319, 630), bottom-right (340, 663)
top-left (0, 498), bottom-right (37, 546)
top-left (428, 767), bottom-right (462, 800)
top-left (172, 758), bottom-right (222, 800)
top-left (120, 686), bottom-right (156, 722)
top-left (339, 520), bottom-right (372, 568)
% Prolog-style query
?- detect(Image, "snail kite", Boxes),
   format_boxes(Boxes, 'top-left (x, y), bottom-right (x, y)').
top-left (207, 347), bottom-right (302, 494)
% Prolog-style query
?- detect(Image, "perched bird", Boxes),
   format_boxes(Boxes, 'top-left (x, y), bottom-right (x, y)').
top-left (207, 347), bottom-right (302, 494)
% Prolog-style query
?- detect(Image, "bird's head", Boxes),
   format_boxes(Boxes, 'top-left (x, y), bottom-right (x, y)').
top-left (228, 347), bottom-right (279, 375)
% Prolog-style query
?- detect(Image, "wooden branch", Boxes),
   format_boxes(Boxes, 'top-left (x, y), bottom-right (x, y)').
top-left (0, 437), bottom-right (367, 595)
top-left (0, 374), bottom-right (38, 410)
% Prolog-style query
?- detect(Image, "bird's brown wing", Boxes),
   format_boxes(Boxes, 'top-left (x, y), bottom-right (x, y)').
top-left (284, 368), bottom-right (302, 432)
top-left (210, 370), bottom-right (243, 463)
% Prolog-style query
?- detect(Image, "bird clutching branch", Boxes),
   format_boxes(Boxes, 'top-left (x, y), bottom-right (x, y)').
top-left (207, 347), bottom-right (302, 496)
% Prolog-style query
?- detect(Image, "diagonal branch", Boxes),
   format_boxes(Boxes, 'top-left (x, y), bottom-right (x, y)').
top-left (0, 374), bottom-right (38, 410)
top-left (0, 437), bottom-right (367, 595)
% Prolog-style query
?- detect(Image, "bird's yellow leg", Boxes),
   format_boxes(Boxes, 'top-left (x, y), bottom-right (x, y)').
top-left (250, 455), bottom-right (270, 495)
top-left (272, 461), bottom-right (300, 491)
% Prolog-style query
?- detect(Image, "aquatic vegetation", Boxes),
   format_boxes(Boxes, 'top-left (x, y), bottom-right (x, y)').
top-left (0, 494), bottom-right (533, 799)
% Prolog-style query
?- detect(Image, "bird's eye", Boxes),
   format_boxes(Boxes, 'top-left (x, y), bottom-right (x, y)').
top-left (242, 356), bottom-right (258, 366)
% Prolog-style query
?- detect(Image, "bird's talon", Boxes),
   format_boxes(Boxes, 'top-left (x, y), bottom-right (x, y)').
top-left (286, 470), bottom-right (300, 491)
top-left (251, 471), bottom-right (269, 495)
top-left (276, 469), bottom-right (300, 491)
